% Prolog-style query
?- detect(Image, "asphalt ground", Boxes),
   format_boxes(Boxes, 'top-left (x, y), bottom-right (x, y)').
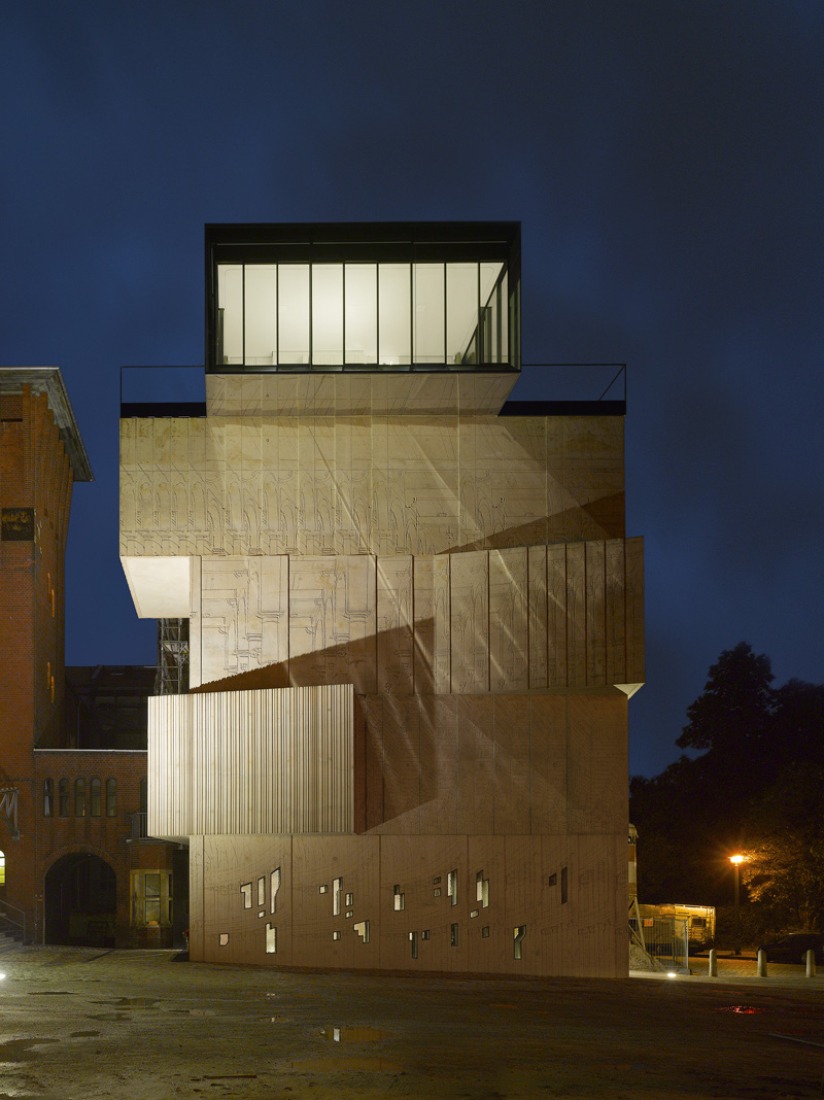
top-left (1, 946), bottom-right (823, 1099)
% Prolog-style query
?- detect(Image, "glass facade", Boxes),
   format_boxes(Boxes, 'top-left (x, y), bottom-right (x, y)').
top-left (208, 223), bottom-right (521, 373)
top-left (216, 259), bottom-right (511, 369)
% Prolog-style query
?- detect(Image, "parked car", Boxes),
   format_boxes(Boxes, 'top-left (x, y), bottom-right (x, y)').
top-left (757, 933), bottom-right (824, 965)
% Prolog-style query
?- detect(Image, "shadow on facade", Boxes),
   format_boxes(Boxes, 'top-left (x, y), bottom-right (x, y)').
top-left (45, 853), bottom-right (116, 947)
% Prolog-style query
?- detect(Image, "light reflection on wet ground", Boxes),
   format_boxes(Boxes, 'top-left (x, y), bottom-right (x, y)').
top-left (321, 1025), bottom-right (387, 1042)
top-left (1, 946), bottom-right (824, 1099)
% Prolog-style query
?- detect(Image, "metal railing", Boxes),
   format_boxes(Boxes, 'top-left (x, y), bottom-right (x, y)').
top-left (119, 362), bottom-right (628, 417)
top-left (0, 899), bottom-right (26, 943)
top-left (641, 916), bottom-right (689, 972)
top-left (516, 362), bottom-right (626, 405)
top-left (120, 365), bottom-right (206, 418)
top-left (129, 812), bottom-right (149, 840)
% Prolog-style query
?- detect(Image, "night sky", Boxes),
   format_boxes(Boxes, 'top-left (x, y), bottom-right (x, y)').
top-left (3, 2), bottom-right (822, 778)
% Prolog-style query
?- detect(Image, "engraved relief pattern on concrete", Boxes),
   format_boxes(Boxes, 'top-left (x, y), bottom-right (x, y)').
top-left (191, 540), bottom-right (644, 693)
top-left (120, 414), bottom-right (626, 560)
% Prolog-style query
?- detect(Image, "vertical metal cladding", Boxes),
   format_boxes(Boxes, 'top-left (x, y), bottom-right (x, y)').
top-left (148, 683), bottom-right (354, 838)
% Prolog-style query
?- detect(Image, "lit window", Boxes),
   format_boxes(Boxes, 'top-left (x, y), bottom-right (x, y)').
top-left (214, 250), bottom-right (514, 371)
top-left (90, 778), bottom-right (102, 817)
top-left (75, 779), bottom-right (86, 817)
top-left (130, 870), bottom-right (173, 928)
top-left (514, 925), bottom-right (526, 960)
top-left (447, 869), bottom-right (458, 906)
top-left (43, 779), bottom-right (53, 817)
top-left (105, 779), bottom-right (117, 817)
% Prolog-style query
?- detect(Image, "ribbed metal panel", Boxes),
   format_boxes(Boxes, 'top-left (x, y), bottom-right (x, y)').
top-left (148, 684), bottom-right (353, 839)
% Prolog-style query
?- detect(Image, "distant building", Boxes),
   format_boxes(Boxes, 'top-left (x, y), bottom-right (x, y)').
top-left (120, 222), bottom-right (644, 976)
top-left (0, 368), bottom-right (182, 948)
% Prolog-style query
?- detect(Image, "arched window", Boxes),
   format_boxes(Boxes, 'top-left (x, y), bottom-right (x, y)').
top-left (90, 778), bottom-right (102, 817)
top-left (74, 778), bottom-right (86, 817)
top-left (58, 778), bottom-right (69, 817)
top-left (43, 778), bottom-right (54, 817)
top-left (105, 779), bottom-right (117, 817)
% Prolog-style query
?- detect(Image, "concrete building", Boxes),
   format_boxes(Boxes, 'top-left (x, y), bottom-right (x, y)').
top-left (0, 368), bottom-right (181, 948)
top-left (120, 222), bottom-right (644, 976)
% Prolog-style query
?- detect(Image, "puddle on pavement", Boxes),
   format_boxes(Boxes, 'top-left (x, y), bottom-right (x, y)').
top-left (91, 997), bottom-right (159, 1009)
top-left (287, 1056), bottom-right (403, 1073)
top-left (321, 1026), bottom-right (388, 1043)
top-left (0, 1038), bottom-right (59, 1063)
top-left (27, 991), bottom-right (75, 996)
top-left (164, 1008), bottom-right (217, 1017)
top-left (114, 997), bottom-right (159, 1009)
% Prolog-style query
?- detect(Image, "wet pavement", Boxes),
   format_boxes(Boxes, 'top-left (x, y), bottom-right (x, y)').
top-left (1, 945), bottom-right (823, 1098)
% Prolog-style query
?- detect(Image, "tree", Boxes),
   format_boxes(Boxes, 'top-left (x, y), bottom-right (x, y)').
top-left (743, 761), bottom-right (824, 931)
top-left (631, 643), bottom-right (824, 930)
top-left (677, 642), bottom-right (774, 761)
top-left (634, 644), bottom-right (775, 908)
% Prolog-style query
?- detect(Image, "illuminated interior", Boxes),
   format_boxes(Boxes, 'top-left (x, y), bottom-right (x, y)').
top-left (217, 260), bottom-right (510, 368)
top-left (207, 223), bottom-right (521, 372)
top-left (130, 869), bottom-right (173, 927)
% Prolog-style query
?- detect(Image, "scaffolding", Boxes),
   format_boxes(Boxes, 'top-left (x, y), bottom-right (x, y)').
top-left (155, 619), bottom-right (189, 696)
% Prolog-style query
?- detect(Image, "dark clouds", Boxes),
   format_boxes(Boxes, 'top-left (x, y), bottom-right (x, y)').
top-left (2, 1), bottom-right (822, 777)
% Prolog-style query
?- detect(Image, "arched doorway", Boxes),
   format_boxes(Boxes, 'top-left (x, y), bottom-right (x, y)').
top-left (44, 853), bottom-right (116, 947)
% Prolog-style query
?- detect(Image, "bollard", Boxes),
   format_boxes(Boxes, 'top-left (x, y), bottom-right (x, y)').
top-left (805, 949), bottom-right (816, 978)
top-left (708, 948), bottom-right (718, 977)
top-left (757, 948), bottom-right (767, 977)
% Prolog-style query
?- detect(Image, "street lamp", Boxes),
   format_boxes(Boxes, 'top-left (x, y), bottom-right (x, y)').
top-left (730, 854), bottom-right (746, 956)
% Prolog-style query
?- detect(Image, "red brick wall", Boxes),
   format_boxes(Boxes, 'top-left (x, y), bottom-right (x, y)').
top-left (1, 382), bottom-right (177, 947)
top-left (33, 750), bottom-right (163, 944)
top-left (0, 388), bottom-right (72, 765)
top-left (1, 387), bottom-right (76, 928)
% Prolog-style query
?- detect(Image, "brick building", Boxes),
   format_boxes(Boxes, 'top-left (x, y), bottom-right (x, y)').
top-left (0, 368), bottom-right (182, 947)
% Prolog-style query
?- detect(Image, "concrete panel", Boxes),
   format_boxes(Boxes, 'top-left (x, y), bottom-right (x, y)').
top-left (546, 544), bottom-right (567, 687)
top-left (585, 540), bottom-right (607, 686)
top-left (412, 556), bottom-right (435, 695)
top-left (566, 695), bottom-right (627, 834)
top-left (492, 696), bottom-right (531, 835)
top-left (433, 555), bottom-right (451, 693)
top-left (455, 696), bottom-right (495, 834)
top-left (377, 556), bottom-right (414, 695)
top-left (381, 695), bottom-right (422, 828)
top-left (528, 696), bottom-right (568, 834)
top-left (449, 550), bottom-right (489, 694)
top-left (527, 546), bottom-right (548, 689)
top-left (149, 685), bottom-right (354, 838)
top-left (489, 546), bottom-right (528, 692)
top-left (605, 539), bottom-right (626, 686)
